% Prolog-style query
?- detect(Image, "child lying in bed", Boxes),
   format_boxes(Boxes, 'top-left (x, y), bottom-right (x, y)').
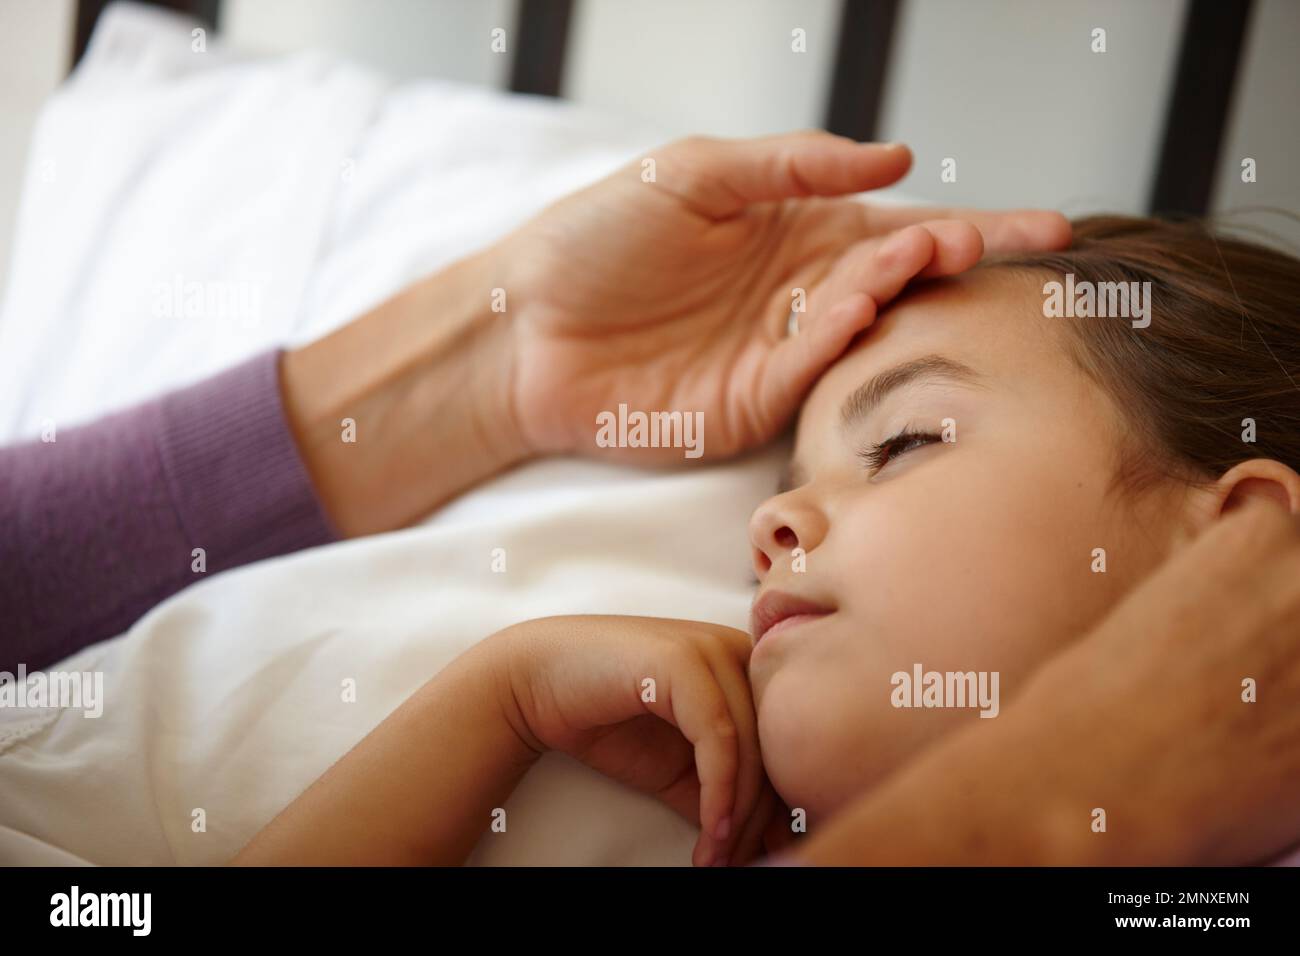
top-left (232, 215), bottom-right (1300, 866)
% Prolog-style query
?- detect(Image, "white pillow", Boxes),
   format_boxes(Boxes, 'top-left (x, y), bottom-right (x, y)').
top-left (0, 1), bottom-right (666, 442)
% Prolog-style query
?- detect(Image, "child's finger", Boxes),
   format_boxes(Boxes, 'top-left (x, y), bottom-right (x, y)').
top-left (649, 649), bottom-right (741, 866)
top-left (729, 784), bottom-right (781, 865)
top-left (699, 646), bottom-right (766, 865)
top-left (763, 798), bottom-right (798, 855)
top-left (623, 716), bottom-right (705, 825)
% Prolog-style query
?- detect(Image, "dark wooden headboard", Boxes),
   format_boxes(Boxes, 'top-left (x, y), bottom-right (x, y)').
top-left (72, 0), bottom-right (1255, 218)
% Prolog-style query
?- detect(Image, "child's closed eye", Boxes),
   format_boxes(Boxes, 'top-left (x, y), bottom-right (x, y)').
top-left (858, 428), bottom-right (941, 474)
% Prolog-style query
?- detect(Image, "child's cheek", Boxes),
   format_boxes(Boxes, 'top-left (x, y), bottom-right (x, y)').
top-left (755, 654), bottom-right (899, 820)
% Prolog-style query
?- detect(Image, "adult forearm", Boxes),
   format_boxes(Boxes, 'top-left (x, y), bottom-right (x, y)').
top-left (0, 352), bottom-right (336, 672)
top-left (280, 251), bottom-right (531, 537)
top-left (0, 250), bottom-right (529, 670)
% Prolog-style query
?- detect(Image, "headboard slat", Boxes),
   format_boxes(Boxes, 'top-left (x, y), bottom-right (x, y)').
top-left (825, 0), bottom-right (900, 141)
top-left (1149, 0), bottom-right (1255, 217)
top-left (510, 0), bottom-right (574, 98)
top-left (74, 0), bottom-right (220, 67)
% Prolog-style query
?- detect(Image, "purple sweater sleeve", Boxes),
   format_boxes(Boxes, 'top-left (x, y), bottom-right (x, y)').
top-left (0, 350), bottom-right (339, 671)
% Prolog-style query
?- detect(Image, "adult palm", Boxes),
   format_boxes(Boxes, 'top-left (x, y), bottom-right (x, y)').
top-left (498, 132), bottom-right (1070, 462)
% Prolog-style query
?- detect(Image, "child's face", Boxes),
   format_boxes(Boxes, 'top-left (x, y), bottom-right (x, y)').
top-left (748, 271), bottom-right (1188, 820)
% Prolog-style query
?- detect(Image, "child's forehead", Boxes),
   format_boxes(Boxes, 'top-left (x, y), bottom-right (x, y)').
top-left (812, 277), bottom-right (1032, 393)
top-left (869, 269), bottom-right (1044, 351)
top-left (792, 273), bottom-right (1065, 438)
top-left (852, 269), bottom-right (1055, 366)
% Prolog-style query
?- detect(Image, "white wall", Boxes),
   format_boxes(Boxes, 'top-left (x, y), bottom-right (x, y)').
top-left (0, 0), bottom-right (75, 300)
top-left (563, 0), bottom-right (841, 139)
top-left (0, 0), bottom-right (1296, 299)
top-left (877, 0), bottom-right (1186, 213)
top-left (222, 0), bottom-right (516, 85)
top-left (1211, 0), bottom-right (1300, 251)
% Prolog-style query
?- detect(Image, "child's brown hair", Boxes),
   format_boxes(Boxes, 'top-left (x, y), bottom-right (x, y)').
top-left (986, 215), bottom-right (1300, 490)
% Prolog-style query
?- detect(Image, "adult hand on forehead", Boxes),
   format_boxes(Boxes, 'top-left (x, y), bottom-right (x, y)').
top-left (496, 131), bottom-right (1071, 463)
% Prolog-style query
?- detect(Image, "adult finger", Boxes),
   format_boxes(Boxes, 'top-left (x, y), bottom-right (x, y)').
top-left (765, 221), bottom-right (977, 403)
top-left (818, 220), bottom-right (983, 318)
top-left (659, 132), bottom-right (912, 219)
top-left (865, 205), bottom-right (1072, 255)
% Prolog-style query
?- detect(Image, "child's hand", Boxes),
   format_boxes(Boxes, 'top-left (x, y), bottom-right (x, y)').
top-left (489, 615), bottom-right (775, 866)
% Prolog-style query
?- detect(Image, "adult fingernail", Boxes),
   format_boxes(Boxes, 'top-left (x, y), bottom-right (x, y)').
top-left (714, 816), bottom-right (731, 841)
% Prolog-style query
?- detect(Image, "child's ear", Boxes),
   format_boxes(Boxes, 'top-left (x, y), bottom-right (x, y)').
top-left (1210, 459), bottom-right (1300, 518)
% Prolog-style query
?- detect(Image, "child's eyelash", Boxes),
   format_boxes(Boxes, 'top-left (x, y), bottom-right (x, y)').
top-left (858, 428), bottom-right (940, 473)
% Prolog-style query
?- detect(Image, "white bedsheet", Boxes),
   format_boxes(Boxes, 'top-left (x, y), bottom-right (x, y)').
top-left (0, 2), bottom-right (781, 865)
top-left (0, 450), bottom-right (786, 865)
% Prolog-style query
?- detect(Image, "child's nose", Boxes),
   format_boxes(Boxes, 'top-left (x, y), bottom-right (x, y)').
top-left (748, 496), bottom-right (826, 578)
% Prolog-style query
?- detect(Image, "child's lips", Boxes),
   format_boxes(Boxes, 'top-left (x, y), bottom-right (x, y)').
top-left (758, 612), bottom-right (832, 643)
top-left (750, 590), bottom-right (837, 645)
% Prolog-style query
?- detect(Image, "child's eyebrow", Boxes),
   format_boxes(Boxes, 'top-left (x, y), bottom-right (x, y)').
top-left (839, 354), bottom-right (982, 430)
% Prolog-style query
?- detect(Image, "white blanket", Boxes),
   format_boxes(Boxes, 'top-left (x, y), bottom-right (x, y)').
top-left (0, 2), bottom-right (782, 865)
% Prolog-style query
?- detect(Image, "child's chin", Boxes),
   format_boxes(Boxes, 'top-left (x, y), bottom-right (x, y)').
top-left (760, 704), bottom-right (875, 823)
